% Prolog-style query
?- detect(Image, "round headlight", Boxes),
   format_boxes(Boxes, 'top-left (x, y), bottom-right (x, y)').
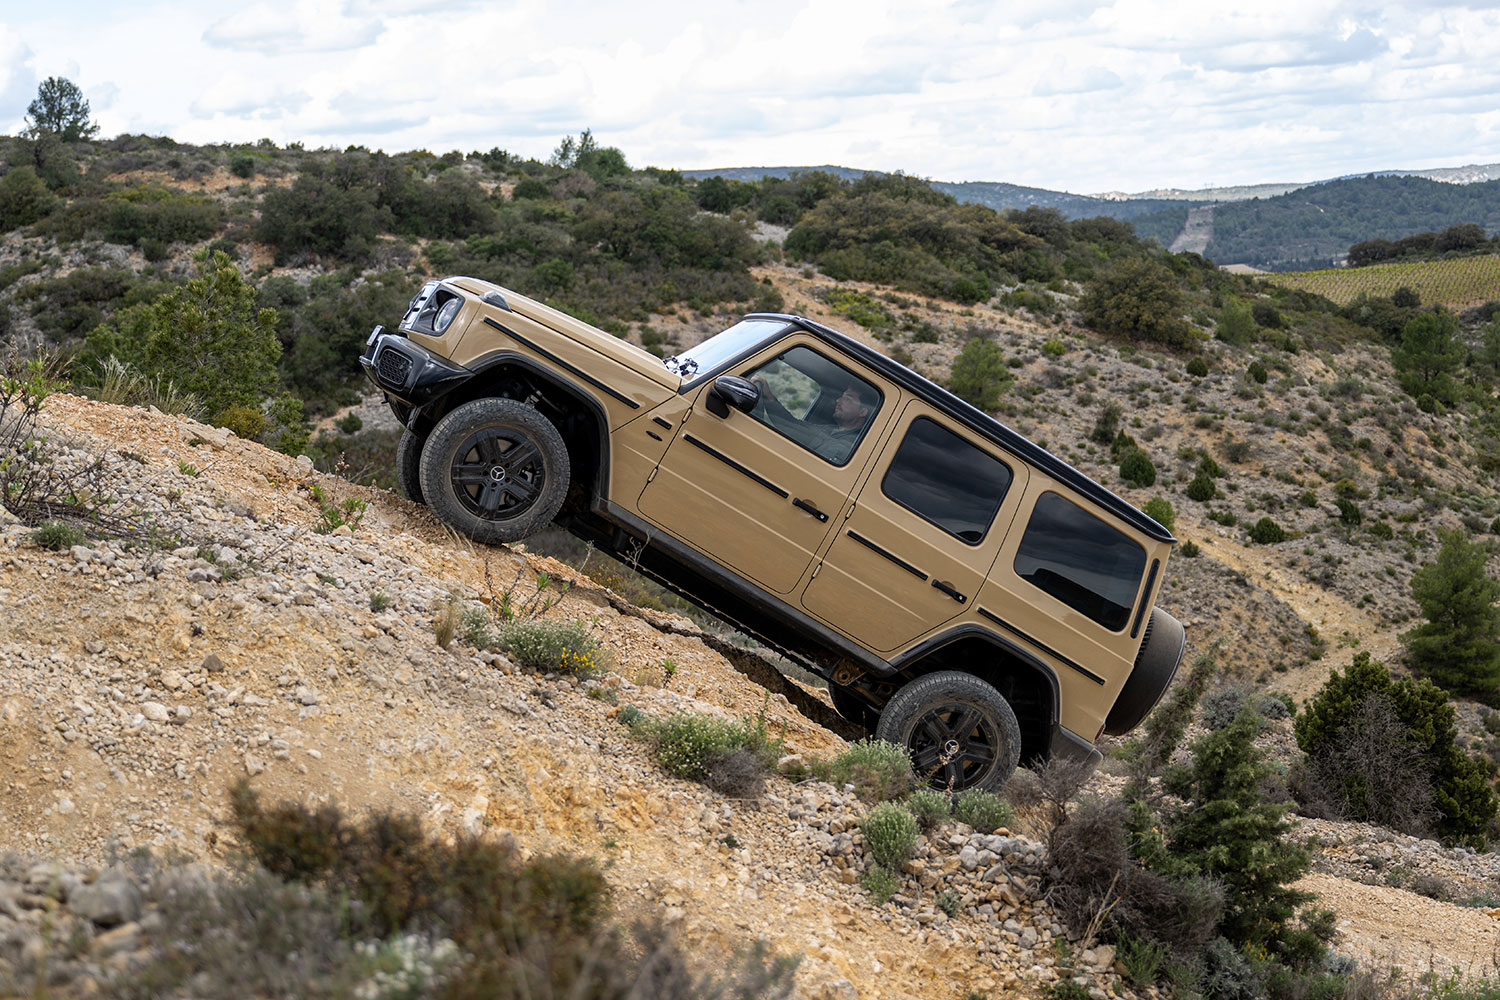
top-left (434, 297), bottom-right (461, 333)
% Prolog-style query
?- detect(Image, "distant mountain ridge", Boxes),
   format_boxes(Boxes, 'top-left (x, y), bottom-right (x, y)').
top-left (683, 162), bottom-right (1500, 271)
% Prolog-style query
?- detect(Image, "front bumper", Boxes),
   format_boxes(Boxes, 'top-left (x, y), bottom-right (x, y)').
top-left (359, 326), bottom-right (474, 409)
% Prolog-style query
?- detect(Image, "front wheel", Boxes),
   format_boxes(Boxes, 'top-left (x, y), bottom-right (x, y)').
top-left (875, 671), bottom-right (1021, 793)
top-left (418, 398), bottom-right (569, 545)
top-left (394, 427), bottom-right (427, 504)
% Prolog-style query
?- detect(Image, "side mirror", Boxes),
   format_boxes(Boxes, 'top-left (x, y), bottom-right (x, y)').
top-left (706, 375), bottom-right (759, 417)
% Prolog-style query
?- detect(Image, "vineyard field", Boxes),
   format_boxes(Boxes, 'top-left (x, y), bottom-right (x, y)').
top-left (1266, 254), bottom-right (1500, 309)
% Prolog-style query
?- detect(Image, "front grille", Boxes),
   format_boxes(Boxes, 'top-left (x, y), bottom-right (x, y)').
top-left (376, 348), bottom-right (412, 388)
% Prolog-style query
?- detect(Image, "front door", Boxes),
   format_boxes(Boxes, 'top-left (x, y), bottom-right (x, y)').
top-left (637, 337), bottom-right (894, 595)
top-left (802, 402), bottom-right (1029, 651)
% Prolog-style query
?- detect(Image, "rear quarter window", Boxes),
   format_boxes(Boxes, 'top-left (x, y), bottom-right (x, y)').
top-left (1013, 491), bottom-right (1147, 631)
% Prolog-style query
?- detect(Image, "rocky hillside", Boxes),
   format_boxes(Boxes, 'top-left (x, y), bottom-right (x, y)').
top-left (1, 381), bottom-right (1499, 997)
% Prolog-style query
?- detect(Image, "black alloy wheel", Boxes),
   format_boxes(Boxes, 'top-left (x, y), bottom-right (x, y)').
top-left (418, 398), bottom-right (569, 545)
top-left (875, 671), bottom-right (1021, 793)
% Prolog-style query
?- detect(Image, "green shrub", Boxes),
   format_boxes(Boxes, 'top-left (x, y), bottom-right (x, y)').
top-left (936, 887), bottom-right (961, 916)
top-left (1335, 497), bottom-right (1362, 526)
top-left (1370, 521), bottom-right (1394, 540)
top-left (498, 618), bottom-right (604, 675)
top-left (1295, 652), bottom-right (1496, 845)
top-left (906, 788), bottom-right (952, 830)
top-left (217, 404), bottom-right (266, 441)
top-left (335, 412), bottom-right (363, 434)
top-left (1089, 403), bottom-right (1121, 445)
top-left (30, 520), bottom-right (85, 550)
top-left (812, 739), bottom-right (914, 804)
top-left (1179, 540), bottom-right (1200, 557)
top-left (1042, 337), bottom-right (1067, 357)
top-left (861, 801), bottom-right (919, 869)
top-left (1247, 517), bottom-right (1287, 544)
top-left (640, 710), bottom-right (779, 798)
top-left (1186, 471), bottom-right (1216, 502)
top-left (953, 789), bottom-right (1013, 833)
top-left (861, 864), bottom-right (900, 905)
top-left (1247, 361), bottom-right (1268, 384)
top-left (224, 783), bottom-right (799, 998)
top-left (1185, 357), bottom-right (1209, 377)
top-left (1143, 496), bottom-right (1175, 531)
top-left (1119, 448), bottom-right (1157, 488)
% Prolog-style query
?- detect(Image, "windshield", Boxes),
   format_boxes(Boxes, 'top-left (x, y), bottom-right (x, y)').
top-left (667, 318), bottom-right (790, 379)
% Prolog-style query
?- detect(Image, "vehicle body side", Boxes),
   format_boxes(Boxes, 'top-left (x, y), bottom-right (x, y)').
top-left (362, 276), bottom-right (1182, 769)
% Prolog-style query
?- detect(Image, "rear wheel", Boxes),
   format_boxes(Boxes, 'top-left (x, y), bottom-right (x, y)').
top-left (875, 671), bottom-right (1021, 793)
top-left (418, 398), bottom-right (569, 545)
top-left (394, 428), bottom-right (426, 504)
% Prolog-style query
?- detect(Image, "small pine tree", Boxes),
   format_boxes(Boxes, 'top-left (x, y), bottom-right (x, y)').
top-left (1402, 530), bottom-right (1500, 702)
top-left (25, 76), bottom-right (98, 142)
top-left (1186, 471), bottom-right (1215, 502)
top-left (948, 338), bottom-right (1012, 412)
top-left (1166, 710), bottom-right (1321, 958)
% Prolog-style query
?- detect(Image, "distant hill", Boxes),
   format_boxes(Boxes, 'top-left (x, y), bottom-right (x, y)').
top-left (1197, 175), bottom-right (1500, 271)
top-left (682, 166), bottom-right (1186, 225)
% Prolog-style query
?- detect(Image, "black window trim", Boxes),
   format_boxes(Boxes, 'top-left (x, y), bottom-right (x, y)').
top-left (878, 414), bottom-right (1014, 548)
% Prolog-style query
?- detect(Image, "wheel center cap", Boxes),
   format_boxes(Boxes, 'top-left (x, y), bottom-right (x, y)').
top-left (943, 738), bottom-right (961, 758)
top-left (489, 466), bottom-right (507, 483)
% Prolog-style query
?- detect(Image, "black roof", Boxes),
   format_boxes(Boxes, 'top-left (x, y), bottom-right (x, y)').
top-left (746, 313), bottom-right (1177, 545)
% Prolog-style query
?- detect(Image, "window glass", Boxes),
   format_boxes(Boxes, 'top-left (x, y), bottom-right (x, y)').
top-left (741, 346), bottom-right (882, 466)
top-left (1013, 492), bottom-right (1146, 631)
top-left (671, 318), bottom-right (789, 377)
top-left (881, 418), bottom-right (1012, 544)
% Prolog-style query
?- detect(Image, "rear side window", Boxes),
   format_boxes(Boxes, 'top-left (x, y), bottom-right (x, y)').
top-left (881, 417), bottom-right (1012, 544)
top-left (1013, 492), bottom-right (1146, 631)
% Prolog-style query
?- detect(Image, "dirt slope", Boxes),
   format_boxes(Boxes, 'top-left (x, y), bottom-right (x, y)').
top-left (3, 394), bottom-right (1499, 996)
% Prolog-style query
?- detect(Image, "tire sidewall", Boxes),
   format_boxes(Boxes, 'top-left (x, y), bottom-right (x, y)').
top-left (418, 398), bottom-right (570, 545)
top-left (395, 427), bottom-right (426, 505)
top-left (875, 671), bottom-right (1021, 794)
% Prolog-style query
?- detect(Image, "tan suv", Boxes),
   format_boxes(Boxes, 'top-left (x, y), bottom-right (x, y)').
top-left (361, 276), bottom-right (1185, 791)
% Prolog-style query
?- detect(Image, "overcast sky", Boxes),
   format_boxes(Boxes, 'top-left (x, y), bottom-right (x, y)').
top-left (3, 0), bottom-right (1499, 195)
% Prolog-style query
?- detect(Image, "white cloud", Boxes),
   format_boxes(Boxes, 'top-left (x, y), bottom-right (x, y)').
top-left (204, 0), bottom-right (383, 53)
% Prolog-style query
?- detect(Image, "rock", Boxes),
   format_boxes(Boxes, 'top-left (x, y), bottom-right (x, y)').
top-left (777, 753), bottom-right (805, 774)
top-left (959, 845), bottom-right (980, 870)
top-left (85, 640), bottom-right (105, 655)
top-left (295, 455), bottom-right (315, 477)
top-left (140, 701), bottom-right (169, 723)
top-left (25, 862), bottom-right (80, 902)
top-left (1091, 944), bottom-right (1116, 971)
top-left (294, 686), bottom-right (319, 706)
top-left (91, 921), bottom-right (142, 959)
top-left (201, 652), bottom-right (226, 673)
top-left (72, 871), bottom-right (143, 927)
top-left (244, 754), bottom-right (266, 776)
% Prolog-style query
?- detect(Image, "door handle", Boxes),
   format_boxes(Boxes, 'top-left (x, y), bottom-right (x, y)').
top-left (792, 497), bottom-right (829, 522)
top-left (932, 579), bottom-right (967, 603)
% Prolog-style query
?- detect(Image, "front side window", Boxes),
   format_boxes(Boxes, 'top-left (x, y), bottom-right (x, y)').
top-left (669, 318), bottom-right (789, 378)
top-left (881, 417), bottom-right (1012, 544)
top-left (742, 346), bottom-right (881, 466)
top-left (1013, 492), bottom-right (1146, 631)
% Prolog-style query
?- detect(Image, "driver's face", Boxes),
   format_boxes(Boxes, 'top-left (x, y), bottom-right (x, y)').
top-left (834, 388), bottom-right (866, 423)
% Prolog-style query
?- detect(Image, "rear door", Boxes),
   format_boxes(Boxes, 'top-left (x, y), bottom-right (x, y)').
top-left (801, 402), bottom-right (1028, 651)
top-left (636, 335), bottom-right (896, 595)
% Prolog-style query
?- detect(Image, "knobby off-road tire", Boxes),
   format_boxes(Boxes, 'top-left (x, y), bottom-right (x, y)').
top-left (875, 671), bottom-right (1021, 793)
top-left (394, 427), bottom-right (426, 504)
top-left (418, 398), bottom-right (569, 545)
